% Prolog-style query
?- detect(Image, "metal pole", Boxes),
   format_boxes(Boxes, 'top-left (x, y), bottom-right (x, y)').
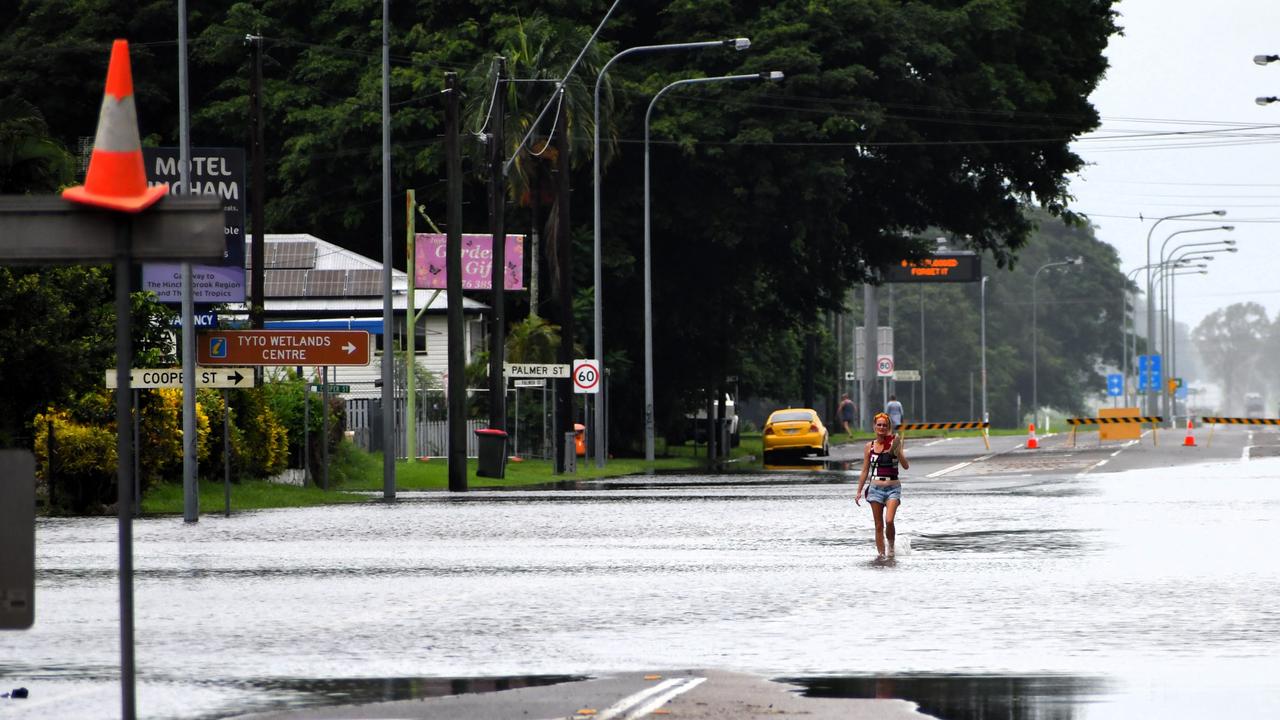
top-left (643, 72), bottom-right (780, 463)
top-left (179, 0), bottom-right (198, 525)
top-left (920, 285), bottom-right (926, 422)
top-left (406, 191), bottom-right (416, 463)
top-left (980, 276), bottom-right (988, 423)
top-left (303, 380), bottom-right (310, 483)
top-left (321, 367), bottom-right (330, 491)
top-left (1032, 268), bottom-right (1038, 420)
top-left (114, 218), bottom-right (137, 720)
top-left (1144, 211), bottom-right (1224, 415)
top-left (380, 0), bottom-right (395, 500)
top-left (132, 390), bottom-right (140, 517)
top-left (592, 38), bottom-right (747, 469)
top-left (223, 389), bottom-right (230, 517)
top-left (489, 59), bottom-right (508, 434)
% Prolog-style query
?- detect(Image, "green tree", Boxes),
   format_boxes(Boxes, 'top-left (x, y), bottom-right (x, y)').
top-left (1193, 303), bottom-right (1269, 416)
top-left (0, 95), bottom-right (75, 192)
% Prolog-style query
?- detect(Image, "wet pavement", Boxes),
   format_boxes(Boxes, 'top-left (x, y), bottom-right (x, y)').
top-left (2, 425), bottom-right (1278, 719)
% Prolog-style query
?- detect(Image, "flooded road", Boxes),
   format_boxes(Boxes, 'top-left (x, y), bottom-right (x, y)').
top-left (3, 438), bottom-right (1278, 719)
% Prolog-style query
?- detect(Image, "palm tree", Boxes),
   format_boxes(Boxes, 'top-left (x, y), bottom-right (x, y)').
top-left (0, 96), bottom-right (75, 193)
top-left (462, 12), bottom-right (606, 294)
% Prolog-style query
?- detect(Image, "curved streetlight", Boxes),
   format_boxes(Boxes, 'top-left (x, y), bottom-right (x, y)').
top-left (1165, 265), bottom-right (1212, 417)
top-left (643, 70), bottom-right (784, 463)
top-left (1156, 231), bottom-right (1234, 417)
top-left (591, 37), bottom-right (750, 468)
top-left (1160, 244), bottom-right (1238, 406)
top-left (1143, 211), bottom-right (1225, 414)
top-left (1032, 257), bottom-right (1083, 424)
top-left (1254, 54), bottom-right (1278, 104)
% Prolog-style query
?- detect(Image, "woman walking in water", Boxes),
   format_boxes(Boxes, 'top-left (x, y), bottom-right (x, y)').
top-left (855, 412), bottom-right (909, 561)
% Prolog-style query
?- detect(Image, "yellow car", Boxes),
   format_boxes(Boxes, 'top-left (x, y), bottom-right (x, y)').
top-left (762, 408), bottom-right (830, 460)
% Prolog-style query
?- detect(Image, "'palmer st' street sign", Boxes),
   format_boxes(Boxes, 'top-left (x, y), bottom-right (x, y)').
top-left (197, 330), bottom-right (372, 366)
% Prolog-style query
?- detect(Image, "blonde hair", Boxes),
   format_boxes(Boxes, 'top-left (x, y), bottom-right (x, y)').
top-left (874, 412), bottom-right (890, 424)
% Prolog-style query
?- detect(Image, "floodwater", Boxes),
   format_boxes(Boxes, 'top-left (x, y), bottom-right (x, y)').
top-left (2, 455), bottom-right (1279, 719)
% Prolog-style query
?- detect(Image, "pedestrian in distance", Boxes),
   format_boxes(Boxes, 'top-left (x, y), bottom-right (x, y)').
top-left (885, 394), bottom-right (904, 432)
top-left (838, 393), bottom-right (856, 438)
top-left (855, 412), bottom-right (909, 562)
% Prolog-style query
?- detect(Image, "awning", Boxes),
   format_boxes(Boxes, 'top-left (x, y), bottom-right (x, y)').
top-left (265, 318), bottom-right (385, 335)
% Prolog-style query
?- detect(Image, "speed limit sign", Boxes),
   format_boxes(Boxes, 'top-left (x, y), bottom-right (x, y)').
top-left (876, 355), bottom-right (894, 377)
top-left (572, 359), bottom-right (601, 394)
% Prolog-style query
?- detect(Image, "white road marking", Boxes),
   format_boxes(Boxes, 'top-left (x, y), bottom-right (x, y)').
top-left (625, 677), bottom-right (707, 719)
top-left (927, 461), bottom-right (972, 478)
top-left (592, 677), bottom-right (704, 720)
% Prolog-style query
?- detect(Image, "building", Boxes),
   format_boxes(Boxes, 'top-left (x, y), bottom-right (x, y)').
top-left (229, 233), bottom-right (490, 392)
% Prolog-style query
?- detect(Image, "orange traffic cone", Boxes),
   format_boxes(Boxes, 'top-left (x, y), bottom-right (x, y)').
top-left (1026, 423), bottom-right (1039, 449)
top-left (62, 39), bottom-right (168, 213)
top-left (1183, 418), bottom-right (1197, 447)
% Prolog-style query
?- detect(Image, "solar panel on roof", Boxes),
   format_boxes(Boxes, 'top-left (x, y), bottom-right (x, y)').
top-left (346, 269), bottom-right (383, 296)
top-left (264, 269), bottom-right (307, 297)
top-left (266, 241), bottom-right (317, 269)
top-left (305, 269), bottom-right (347, 297)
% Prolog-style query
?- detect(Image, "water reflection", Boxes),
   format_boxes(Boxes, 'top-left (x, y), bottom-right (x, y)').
top-left (244, 674), bottom-right (584, 714)
top-left (785, 674), bottom-right (1111, 720)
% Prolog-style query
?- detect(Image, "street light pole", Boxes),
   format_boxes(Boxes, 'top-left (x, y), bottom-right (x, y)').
top-left (1158, 242), bottom-right (1237, 418)
top-left (643, 71), bottom-right (784, 463)
top-left (1032, 257), bottom-right (1082, 424)
top-left (980, 276), bottom-right (988, 424)
top-left (1144, 211), bottom-right (1224, 415)
top-left (592, 38), bottom-right (749, 469)
top-left (1156, 229), bottom-right (1234, 419)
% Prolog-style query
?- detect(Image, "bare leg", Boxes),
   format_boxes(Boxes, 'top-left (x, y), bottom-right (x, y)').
top-left (870, 501), bottom-right (886, 557)
top-left (884, 498), bottom-right (900, 556)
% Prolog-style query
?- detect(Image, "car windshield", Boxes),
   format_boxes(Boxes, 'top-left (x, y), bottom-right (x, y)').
top-left (771, 411), bottom-right (813, 423)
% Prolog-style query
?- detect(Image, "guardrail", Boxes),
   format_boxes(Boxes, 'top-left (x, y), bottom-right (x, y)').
top-left (1199, 417), bottom-right (1280, 447)
top-left (896, 421), bottom-right (990, 450)
top-left (1065, 416), bottom-right (1163, 447)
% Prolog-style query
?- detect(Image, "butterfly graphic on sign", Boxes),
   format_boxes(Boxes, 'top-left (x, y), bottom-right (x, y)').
top-left (428, 264), bottom-right (442, 276)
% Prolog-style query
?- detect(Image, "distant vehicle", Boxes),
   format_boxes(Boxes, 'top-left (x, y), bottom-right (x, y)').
top-left (1245, 393), bottom-right (1264, 418)
top-left (669, 394), bottom-right (740, 447)
top-left (762, 408), bottom-right (829, 461)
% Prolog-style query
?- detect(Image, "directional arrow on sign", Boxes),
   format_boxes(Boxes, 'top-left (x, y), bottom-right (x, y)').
top-left (105, 367), bottom-right (257, 389)
top-left (343, 341), bottom-right (357, 355)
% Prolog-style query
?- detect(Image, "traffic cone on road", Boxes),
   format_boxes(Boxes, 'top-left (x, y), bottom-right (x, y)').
top-left (62, 39), bottom-right (169, 213)
top-left (1026, 423), bottom-right (1039, 449)
top-left (1183, 418), bottom-right (1197, 447)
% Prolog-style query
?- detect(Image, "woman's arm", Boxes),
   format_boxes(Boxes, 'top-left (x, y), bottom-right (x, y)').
top-left (894, 434), bottom-right (909, 470)
top-left (855, 443), bottom-right (871, 504)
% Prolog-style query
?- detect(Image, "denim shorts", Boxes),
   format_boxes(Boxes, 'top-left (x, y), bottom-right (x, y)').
top-left (865, 481), bottom-right (901, 504)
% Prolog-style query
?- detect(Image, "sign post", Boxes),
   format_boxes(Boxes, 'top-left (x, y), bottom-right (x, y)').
top-left (0, 450), bottom-right (35, 630)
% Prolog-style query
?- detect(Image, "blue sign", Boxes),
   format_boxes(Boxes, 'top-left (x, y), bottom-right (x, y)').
top-left (1137, 355), bottom-right (1163, 393)
top-left (169, 311), bottom-right (218, 329)
top-left (1106, 373), bottom-right (1123, 397)
top-left (208, 336), bottom-right (227, 359)
top-left (1175, 386), bottom-right (1188, 399)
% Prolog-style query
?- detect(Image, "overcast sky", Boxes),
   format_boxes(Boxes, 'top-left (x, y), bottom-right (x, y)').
top-left (1066, 0), bottom-right (1280, 331)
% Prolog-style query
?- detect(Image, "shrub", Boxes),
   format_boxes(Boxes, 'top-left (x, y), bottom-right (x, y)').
top-left (33, 408), bottom-right (117, 514)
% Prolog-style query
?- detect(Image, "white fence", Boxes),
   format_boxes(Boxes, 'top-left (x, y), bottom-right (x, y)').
top-left (343, 386), bottom-right (557, 460)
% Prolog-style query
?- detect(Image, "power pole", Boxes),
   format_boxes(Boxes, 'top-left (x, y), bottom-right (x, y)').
top-left (488, 58), bottom-right (508, 431)
top-left (444, 73), bottom-right (467, 491)
top-left (553, 89), bottom-right (573, 473)
top-left (248, 34), bottom-right (265, 331)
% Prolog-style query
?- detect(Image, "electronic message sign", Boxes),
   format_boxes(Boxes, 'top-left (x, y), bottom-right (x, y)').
top-left (883, 252), bottom-right (981, 283)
